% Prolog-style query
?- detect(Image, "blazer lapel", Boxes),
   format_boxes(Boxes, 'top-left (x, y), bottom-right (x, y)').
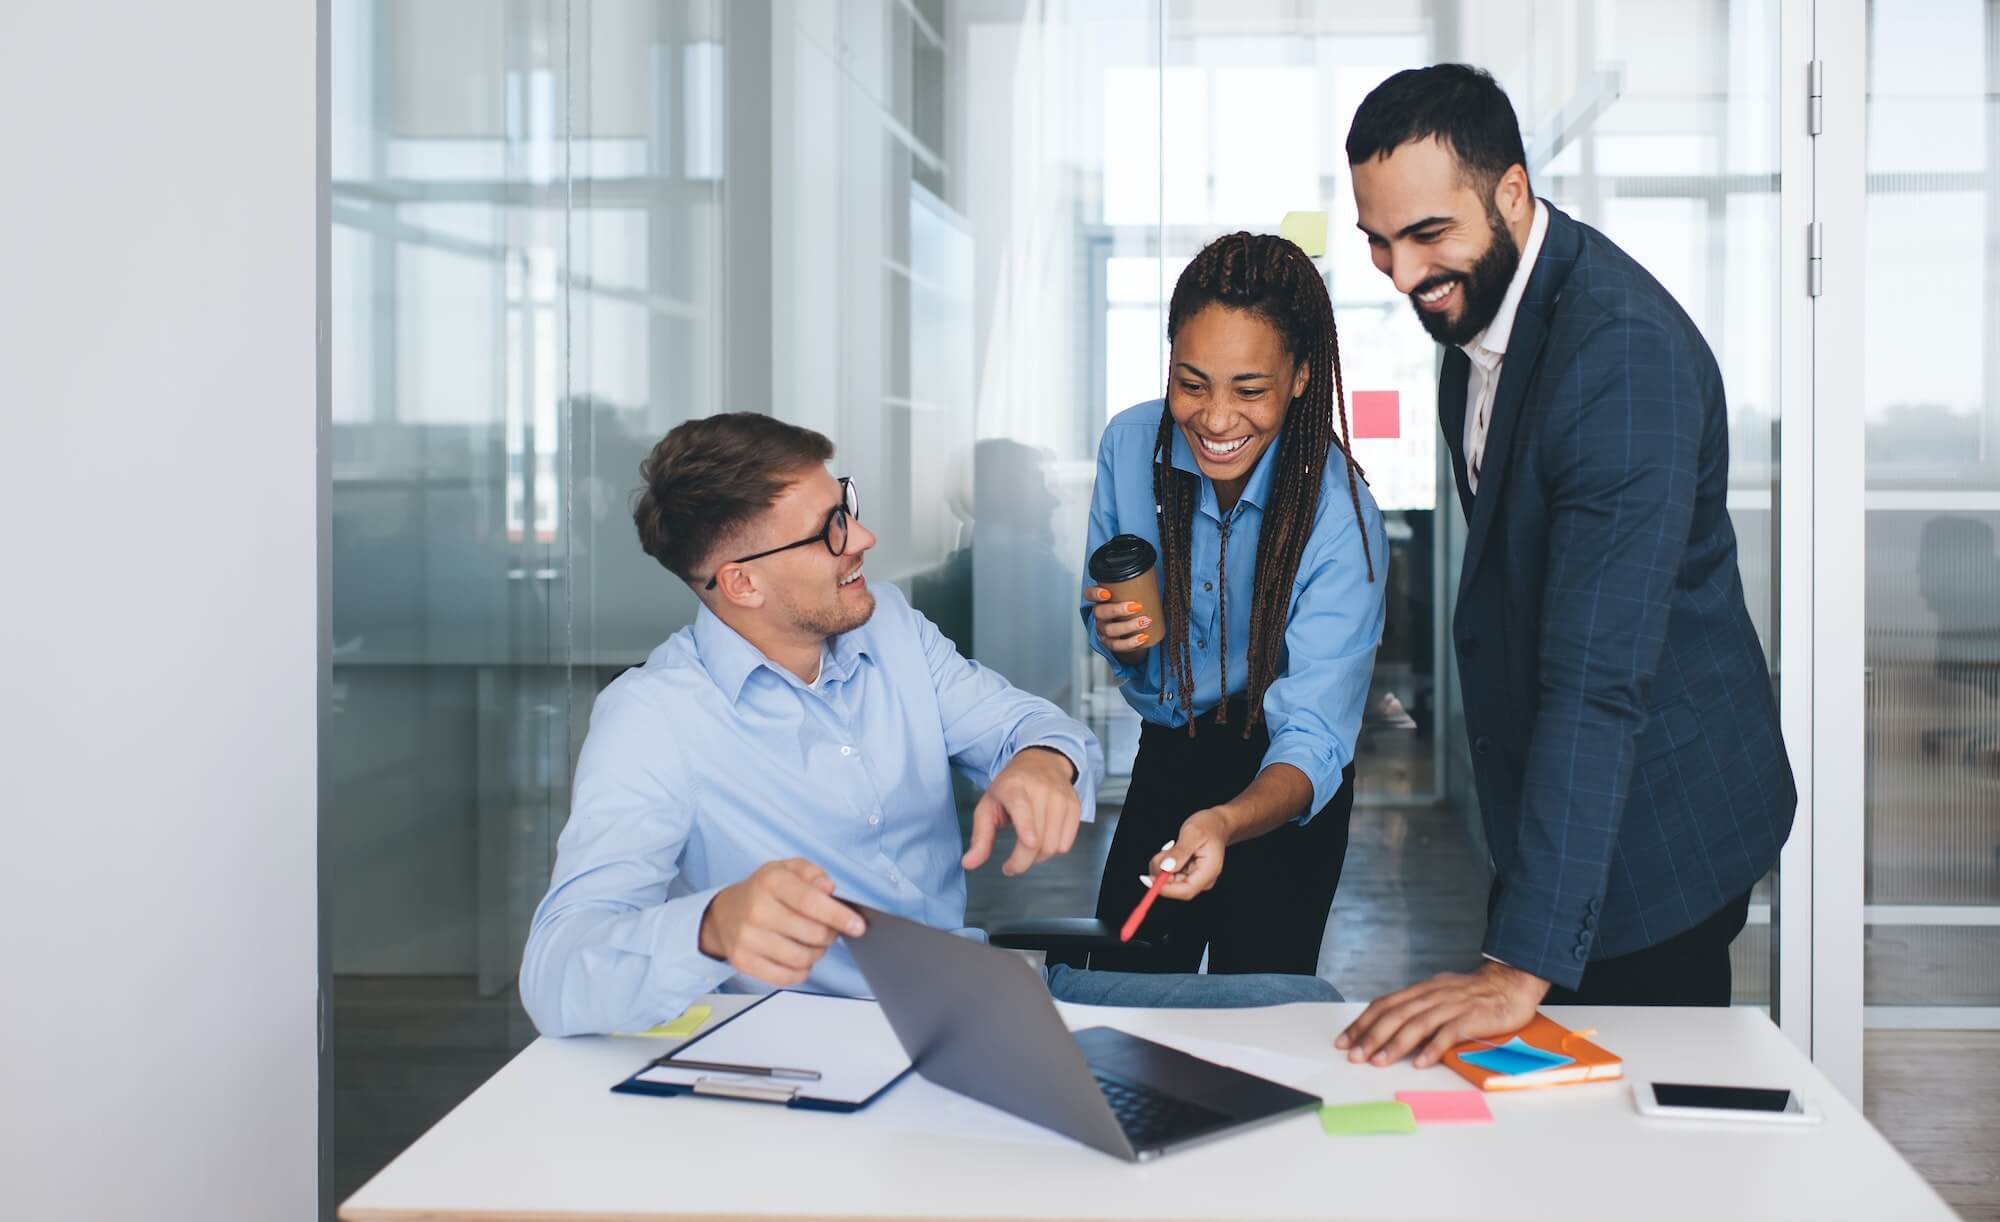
top-left (1438, 347), bottom-right (1474, 518)
top-left (1460, 202), bottom-right (1579, 588)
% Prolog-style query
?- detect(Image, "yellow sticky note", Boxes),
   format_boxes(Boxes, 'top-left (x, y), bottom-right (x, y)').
top-left (1279, 210), bottom-right (1328, 258)
top-left (627, 1004), bottom-right (712, 1039)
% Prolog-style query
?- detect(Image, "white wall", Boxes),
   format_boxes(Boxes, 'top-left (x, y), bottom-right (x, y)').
top-left (0, 2), bottom-right (320, 1217)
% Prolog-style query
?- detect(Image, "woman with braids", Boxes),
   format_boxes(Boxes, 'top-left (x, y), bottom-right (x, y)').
top-left (1081, 231), bottom-right (1387, 977)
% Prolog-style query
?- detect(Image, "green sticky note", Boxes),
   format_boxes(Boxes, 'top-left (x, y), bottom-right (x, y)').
top-left (629, 1004), bottom-right (712, 1039)
top-left (1319, 1100), bottom-right (1418, 1136)
top-left (1279, 210), bottom-right (1329, 258)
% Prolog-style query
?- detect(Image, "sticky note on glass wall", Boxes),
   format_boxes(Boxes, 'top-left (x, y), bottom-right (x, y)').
top-left (1351, 390), bottom-right (1400, 440)
top-left (1279, 210), bottom-right (1328, 258)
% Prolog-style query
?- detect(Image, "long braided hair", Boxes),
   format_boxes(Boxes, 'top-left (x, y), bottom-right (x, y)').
top-left (1154, 231), bottom-right (1375, 737)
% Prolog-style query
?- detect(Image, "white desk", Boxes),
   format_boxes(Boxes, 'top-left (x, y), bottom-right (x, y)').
top-left (340, 999), bottom-right (1951, 1221)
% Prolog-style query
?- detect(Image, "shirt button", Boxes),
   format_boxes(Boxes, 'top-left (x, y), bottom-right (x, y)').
top-left (868, 814), bottom-right (880, 826)
top-left (1196, 639), bottom-right (1207, 649)
top-left (1204, 581), bottom-right (1213, 591)
top-left (840, 745), bottom-right (853, 756)
top-left (887, 870), bottom-right (900, 883)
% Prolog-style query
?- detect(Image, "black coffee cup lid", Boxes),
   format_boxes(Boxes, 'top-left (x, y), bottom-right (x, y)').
top-left (1089, 533), bottom-right (1157, 583)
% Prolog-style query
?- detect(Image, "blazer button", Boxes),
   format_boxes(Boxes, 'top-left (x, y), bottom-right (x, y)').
top-left (1475, 736), bottom-right (1492, 755)
top-left (1581, 913), bottom-right (1596, 930)
top-left (1574, 945), bottom-right (1589, 961)
top-left (1586, 898), bottom-right (1601, 915)
top-left (1579, 929), bottom-right (1594, 946)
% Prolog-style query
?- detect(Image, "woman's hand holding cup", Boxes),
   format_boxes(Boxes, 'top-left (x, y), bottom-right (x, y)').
top-left (1086, 534), bottom-right (1163, 657)
top-left (1087, 587), bottom-right (1153, 655)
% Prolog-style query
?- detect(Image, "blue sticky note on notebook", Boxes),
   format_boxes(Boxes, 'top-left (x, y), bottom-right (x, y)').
top-left (1460, 1037), bottom-right (1573, 1075)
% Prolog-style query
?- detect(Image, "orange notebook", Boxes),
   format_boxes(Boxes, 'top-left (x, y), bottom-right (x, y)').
top-left (1442, 1013), bottom-right (1623, 1092)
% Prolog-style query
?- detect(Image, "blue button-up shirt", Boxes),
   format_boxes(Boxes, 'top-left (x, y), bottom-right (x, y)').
top-left (1084, 399), bottom-right (1388, 817)
top-left (521, 582), bottom-right (1102, 1037)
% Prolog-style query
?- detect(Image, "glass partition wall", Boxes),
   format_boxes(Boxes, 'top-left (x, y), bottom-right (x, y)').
top-left (1861, 0), bottom-right (2000, 1027)
top-left (328, 0), bottom-right (1790, 1201)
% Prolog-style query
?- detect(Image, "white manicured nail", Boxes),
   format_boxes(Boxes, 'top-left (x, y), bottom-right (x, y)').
top-left (1159, 839), bottom-right (1176, 851)
top-left (1160, 857), bottom-right (1178, 872)
top-left (1138, 875), bottom-right (1154, 887)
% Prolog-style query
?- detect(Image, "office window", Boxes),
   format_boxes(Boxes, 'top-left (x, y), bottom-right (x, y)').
top-left (328, 1), bottom-right (1791, 1201)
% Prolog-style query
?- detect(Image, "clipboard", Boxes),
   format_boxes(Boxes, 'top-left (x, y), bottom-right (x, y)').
top-left (611, 990), bottom-right (913, 1113)
top-left (1441, 1012), bottom-right (1623, 1092)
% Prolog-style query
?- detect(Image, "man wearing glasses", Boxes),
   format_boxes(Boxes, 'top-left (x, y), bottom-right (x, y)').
top-left (520, 413), bottom-right (1337, 1037)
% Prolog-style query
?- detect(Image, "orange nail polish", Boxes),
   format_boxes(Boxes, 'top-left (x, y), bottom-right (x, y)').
top-left (1126, 602), bottom-right (1142, 613)
top-left (1135, 633), bottom-right (1149, 645)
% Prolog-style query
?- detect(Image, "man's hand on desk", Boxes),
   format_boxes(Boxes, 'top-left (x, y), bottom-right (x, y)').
top-left (961, 745), bottom-right (1082, 877)
top-left (1335, 960), bottom-right (1551, 1068)
top-left (698, 859), bottom-right (866, 987)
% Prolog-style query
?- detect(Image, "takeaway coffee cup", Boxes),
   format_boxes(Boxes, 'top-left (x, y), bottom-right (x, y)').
top-left (1088, 534), bottom-right (1164, 651)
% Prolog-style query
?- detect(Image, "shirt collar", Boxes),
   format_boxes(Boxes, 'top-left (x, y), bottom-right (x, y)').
top-left (1460, 198), bottom-right (1548, 367)
top-left (1167, 416), bottom-right (1283, 516)
top-left (691, 602), bottom-right (872, 704)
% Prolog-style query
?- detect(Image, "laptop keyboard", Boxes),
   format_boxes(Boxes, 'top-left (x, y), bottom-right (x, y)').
top-left (1093, 1071), bottom-right (1230, 1148)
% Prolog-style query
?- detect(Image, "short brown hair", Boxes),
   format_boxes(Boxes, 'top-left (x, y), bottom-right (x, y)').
top-left (633, 413), bottom-right (835, 583)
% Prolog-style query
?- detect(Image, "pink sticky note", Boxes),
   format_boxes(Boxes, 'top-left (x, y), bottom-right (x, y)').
top-left (1395, 1089), bottom-right (1493, 1125)
top-left (1351, 390), bottom-right (1400, 439)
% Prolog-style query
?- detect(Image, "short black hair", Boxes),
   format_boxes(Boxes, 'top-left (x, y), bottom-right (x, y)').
top-left (1345, 64), bottom-right (1528, 195)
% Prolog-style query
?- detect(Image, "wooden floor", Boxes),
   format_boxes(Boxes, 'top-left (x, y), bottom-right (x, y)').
top-left (334, 761), bottom-right (2000, 1217)
top-left (1867, 1030), bottom-right (2000, 1220)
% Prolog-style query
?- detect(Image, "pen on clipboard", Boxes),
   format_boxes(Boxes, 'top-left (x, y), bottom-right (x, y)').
top-left (1120, 839), bottom-right (1177, 942)
top-left (664, 1057), bottom-right (822, 1082)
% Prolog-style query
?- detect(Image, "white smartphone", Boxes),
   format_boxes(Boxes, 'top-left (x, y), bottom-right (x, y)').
top-left (1631, 1079), bottom-right (1821, 1125)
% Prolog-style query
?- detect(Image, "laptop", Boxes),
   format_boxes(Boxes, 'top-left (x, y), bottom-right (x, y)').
top-left (843, 903), bottom-right (1322, 1161)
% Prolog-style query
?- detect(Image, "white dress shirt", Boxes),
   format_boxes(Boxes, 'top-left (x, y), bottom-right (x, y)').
top-left (1460, 199), bottom-right (1548, 494)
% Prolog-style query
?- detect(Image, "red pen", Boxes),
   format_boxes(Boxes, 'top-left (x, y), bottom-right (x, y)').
top-left (1120, 840), bottom-right (1177, 942)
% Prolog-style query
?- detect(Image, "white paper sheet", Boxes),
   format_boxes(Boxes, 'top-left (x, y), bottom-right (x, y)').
top-left (632, 991), bottom-right (910, 1106)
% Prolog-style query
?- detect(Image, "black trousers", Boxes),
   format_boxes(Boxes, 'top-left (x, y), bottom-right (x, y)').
top-left (1091, 700), bottom-right (1356, 975)
top-left (1540, 889), bottom-right (1754, 1007)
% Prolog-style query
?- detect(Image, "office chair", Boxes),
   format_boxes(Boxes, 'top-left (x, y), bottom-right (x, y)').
top-left (985, 918), bottom-right (1163, 969)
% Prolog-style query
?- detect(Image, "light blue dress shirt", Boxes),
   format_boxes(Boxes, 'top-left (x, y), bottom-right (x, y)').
top-left (520, 582), bottom-right (1102, 1037)
top-left (1084, 399), bottom-right (1388, 817)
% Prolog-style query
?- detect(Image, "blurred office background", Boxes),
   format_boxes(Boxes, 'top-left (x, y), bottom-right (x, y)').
top-left (326, 0), bottom-right (1997, 1211)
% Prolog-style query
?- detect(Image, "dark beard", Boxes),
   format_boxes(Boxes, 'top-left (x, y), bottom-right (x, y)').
top-left (1409, 206), bottom-right (1521, 347)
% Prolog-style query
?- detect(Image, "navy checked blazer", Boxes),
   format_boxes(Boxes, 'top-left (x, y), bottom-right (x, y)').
top-left (1441, 201), bottom-right (1796, 990)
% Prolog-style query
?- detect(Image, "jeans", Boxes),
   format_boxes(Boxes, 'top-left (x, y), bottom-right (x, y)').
top-left (1041, 963), bottom-right (1342, 1008)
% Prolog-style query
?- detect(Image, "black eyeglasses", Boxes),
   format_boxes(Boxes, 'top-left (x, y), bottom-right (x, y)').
top-left (705, 477), bottom-right (861, 590)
